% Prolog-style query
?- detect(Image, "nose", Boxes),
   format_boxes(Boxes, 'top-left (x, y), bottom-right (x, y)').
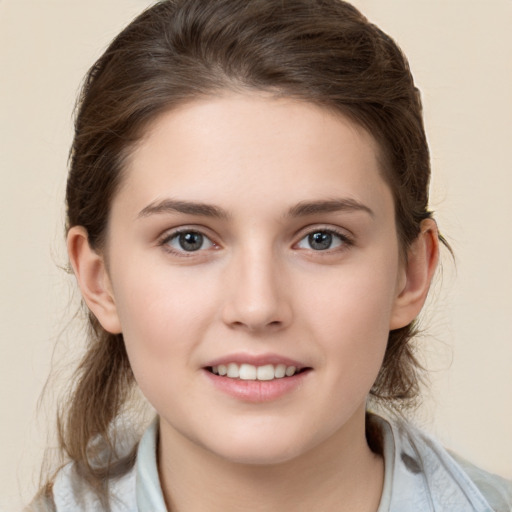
top-left (221, 246), bottom-right (292, 333)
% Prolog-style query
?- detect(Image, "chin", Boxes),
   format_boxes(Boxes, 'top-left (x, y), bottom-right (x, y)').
top-left (201, 428), bottom-right (317, 466)
top-left (215, 446), bottom-right (304, 466)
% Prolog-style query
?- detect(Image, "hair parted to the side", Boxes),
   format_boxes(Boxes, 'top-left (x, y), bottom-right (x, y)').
top-left (42, 0), bottom-right (447, 505)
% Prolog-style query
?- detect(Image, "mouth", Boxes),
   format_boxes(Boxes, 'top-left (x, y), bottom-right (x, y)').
top-left (203, 357), bottom-right (312, 402)
top-left (206, 363), bottom-right (310, 381)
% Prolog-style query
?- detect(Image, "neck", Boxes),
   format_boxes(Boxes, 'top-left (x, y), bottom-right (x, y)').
top-left (157, 408), bottom-right (384, 512)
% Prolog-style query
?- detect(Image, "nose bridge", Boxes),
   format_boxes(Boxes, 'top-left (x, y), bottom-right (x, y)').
top-left (222, 239), bottom-right (291, 331)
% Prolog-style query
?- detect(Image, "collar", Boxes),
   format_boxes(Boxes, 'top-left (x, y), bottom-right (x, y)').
top-left (53, 414), bottom-right (497, 511)
top-left (134, 414), bottom-right (495, 512)
top-left (372, 414), bottom-right (495, 512)
top-left (135, 417), bottom-right (168, 511)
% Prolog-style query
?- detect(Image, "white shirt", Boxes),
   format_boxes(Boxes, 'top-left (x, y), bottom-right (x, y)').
top-left (39, 414), bottom-right (512, 511)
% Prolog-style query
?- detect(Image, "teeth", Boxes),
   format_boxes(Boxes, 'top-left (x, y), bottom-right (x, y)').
top-left (227, 363), bottom-right (239, 378)
top-left (274, 364), bottom-right (286, 378)
top-left (285, 366), bottom-right (296, 377)
top-left (210, 363), bottom-right (300, 380)
top-left (256, 364), bottom-right (274, 381)
top-left (239, 364), bottom-right (257, 380)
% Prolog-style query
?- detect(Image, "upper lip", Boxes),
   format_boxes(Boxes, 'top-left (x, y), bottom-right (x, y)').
top-left (204, 353), bottom-right (309, 370)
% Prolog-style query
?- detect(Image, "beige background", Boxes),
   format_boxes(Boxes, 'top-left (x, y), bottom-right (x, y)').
top-left (1, 0), bottom-right (511, 509)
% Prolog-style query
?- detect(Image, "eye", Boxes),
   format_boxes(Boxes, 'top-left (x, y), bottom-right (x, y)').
top-left (296, 230), bottom-right (347, 251)
top-left (164, 230), bottom-right (215, 253)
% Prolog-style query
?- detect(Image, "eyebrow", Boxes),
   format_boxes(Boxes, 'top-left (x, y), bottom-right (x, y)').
top-left (138, 199), bottom-right (229, 219)
top-left (286, 198), bottom-right (374, 218)
top-left (137, 197), bottom-right (374, 220)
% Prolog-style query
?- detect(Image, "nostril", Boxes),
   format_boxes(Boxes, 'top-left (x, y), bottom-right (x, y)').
top-left (228, 319), bottom-right (283, 331)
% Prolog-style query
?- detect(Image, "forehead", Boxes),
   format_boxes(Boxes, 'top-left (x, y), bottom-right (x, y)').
top-left (116, 92), bottom-right (392, 220)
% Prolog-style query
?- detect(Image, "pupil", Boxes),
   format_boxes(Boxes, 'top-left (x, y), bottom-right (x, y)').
top-left (309, 232), bottom-right (332, 250)
top-left (179, 232), bottom-right (203, 251)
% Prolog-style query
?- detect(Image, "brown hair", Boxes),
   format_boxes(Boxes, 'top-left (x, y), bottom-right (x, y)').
top-left (46, 0), bottom-right (444, 505)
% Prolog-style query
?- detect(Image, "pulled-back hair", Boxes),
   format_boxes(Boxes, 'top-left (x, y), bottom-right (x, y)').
top-left (44, 0), bottom-right (443, 505)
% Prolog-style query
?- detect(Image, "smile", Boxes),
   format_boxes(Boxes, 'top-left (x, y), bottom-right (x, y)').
top-left (208, 363), bottom-right (302, 380)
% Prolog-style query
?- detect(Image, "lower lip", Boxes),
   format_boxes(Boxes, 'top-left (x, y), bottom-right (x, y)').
top-left (203, 369), bottom-right (311, 402)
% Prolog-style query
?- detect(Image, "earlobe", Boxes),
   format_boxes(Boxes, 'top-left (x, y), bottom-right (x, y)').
top-left (389, 219), bottom-right (440, 330)
top-left (67, 226), bottom-right (122, 334)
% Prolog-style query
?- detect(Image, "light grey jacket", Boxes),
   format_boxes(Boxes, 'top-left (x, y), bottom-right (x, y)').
top-left (27, 415), bottom-right (512, 512)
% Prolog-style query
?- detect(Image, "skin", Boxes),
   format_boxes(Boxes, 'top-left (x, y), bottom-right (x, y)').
top-left (68, 92), bottom-right (439, 511)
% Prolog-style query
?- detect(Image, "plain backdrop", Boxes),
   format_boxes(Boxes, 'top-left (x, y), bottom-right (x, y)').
top-left (1, 0), bottom-right (511, 509)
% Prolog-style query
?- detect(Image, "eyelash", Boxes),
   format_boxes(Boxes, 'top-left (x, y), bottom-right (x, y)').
top-left (157, 226), bottom-right (354, 257)
top-left (294, 227), bottom-right (354, 253)
top-left (158, 228), bottom-right (218, 257)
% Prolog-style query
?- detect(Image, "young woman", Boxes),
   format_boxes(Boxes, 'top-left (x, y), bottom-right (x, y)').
top-left (28, 0), bottom-right (512, 510)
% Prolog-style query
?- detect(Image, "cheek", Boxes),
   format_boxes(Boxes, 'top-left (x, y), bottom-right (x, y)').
top-left (297, 256), bottom-right (399, 387)
top-left (301, 258), bottom-right (398, 337)
top-left (110, 263), bottom-right (220, 379)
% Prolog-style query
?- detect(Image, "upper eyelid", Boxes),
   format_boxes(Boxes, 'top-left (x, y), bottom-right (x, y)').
top-left (295, 224), bottom-right (354, 240)
top-left (158, 228), bottom-right (219, 257)
top-left (293, 226), bottom-right (355, 252)
top-left (159, 225), bottom-right (218, 242)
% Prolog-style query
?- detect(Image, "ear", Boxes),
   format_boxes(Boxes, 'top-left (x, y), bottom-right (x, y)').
top-left (67, 226), bottom-right (122, 334)
top-left (390, 219), bottom-right (440, 330)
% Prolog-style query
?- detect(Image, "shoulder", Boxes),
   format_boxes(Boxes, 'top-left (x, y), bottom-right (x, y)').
top-left (55, 463), bottom-right (137, 512)
top-left (23, 490), bottom-right (57, 512)
top-left (26, 462), bottom-right (137, 512)
top-left (374, 414), bottom-right (512, 512)
top-left (449, 452), bottom-right (512, 512)
top-left (26, 419), bottom-right (164, 512)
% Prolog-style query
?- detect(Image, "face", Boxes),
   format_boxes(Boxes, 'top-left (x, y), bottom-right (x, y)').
top-left (100, 93), bottom-right (410, 464)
